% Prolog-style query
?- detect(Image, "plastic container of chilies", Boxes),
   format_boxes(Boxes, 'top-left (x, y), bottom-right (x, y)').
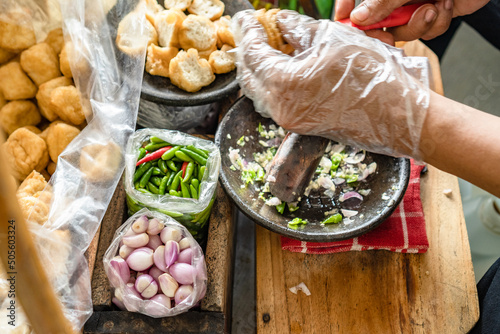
top-left (124, 129), bottom-right (221, 240)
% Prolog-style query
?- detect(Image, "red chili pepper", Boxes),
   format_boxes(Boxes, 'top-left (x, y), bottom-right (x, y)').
top-left (179, 161), bottom-right (189, 191)
top-left (136, 146), bottom-right (172, 166)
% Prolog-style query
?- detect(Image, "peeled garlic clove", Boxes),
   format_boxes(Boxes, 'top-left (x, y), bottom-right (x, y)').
top-left (108, 256), bottom-right (130, 286)
top-left (165, 240), bottom-right (180, 268)
top-left (146, 234), bottom-right (162, 250)
top-left (147, 218), bottom-right (164, 235)
top-left (126, 247), bottom-right (154, 272)
top-left (177, 248), bottom-right (193, 264)
top-left (160, 226), bottom-right (182, 244)
top-left (174, 284), bottom-right (193, 305)
top-left (123, 232), bottom-right (149, 248)
top-left (153, 245), bottom-right (168, 272)
top-left (158, 273), bottom-right (179, 297)
top-left (169, 263), bottom-right (195, 285)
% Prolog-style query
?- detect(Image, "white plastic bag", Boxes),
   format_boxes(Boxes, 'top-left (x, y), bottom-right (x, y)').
top-left (124, 129), bottom-right (221, 240)
top-left (103, 208), bottom-right (207, 317)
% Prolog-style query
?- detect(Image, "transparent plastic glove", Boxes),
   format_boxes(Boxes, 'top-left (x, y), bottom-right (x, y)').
top-left (233, 9), bottom-right (431, 159)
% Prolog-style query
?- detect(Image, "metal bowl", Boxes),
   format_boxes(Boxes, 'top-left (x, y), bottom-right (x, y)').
top-left (140, 0), bottom-right (253, 106)
top-left (215, 97), bottom-right (411, 242)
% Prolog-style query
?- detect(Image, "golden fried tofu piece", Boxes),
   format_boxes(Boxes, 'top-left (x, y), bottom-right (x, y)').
top-left (36, 76), bottom-right (73, 121)
top-left (59, 42), bottom-right (91, 79)
top-left (145, 44), bottom-right (179, 77)
top-left (2, 128), bottom-right (49, 181)
top-left (0, 47), bottom-right (16, 64)
top-left (208, 49), bottom-right (235, 74)
top-left (0, 100), bottom-right (41, 135)
top-left (46, 122), bottom-right (80, 162)
top-left (80, 141), bottom-right (122, 182)
top-left (0, 91), bottom-right (5, 109)
top-left (0, 62), bottom-right (37, 100)
top-left (47, 161), bottom-right (57, 175)
top-left (50, 86), bottom-right (85, 125)
top-left (0, 15), bottom-right (36, 52)
top-left (169, 49), bottom-right (215, 92)
top-left (116, 11), bottom-right (158, 56)
top-left (44, 28), bottom-right (64, 55)
top-left (20, 125), bottom-right (41, 134)
top-left (40, 169), bottom-right (51, 181)
top-left (214, 16), bottom-right (235, 48)
top-left (17, 170), bottom-right (47, 199)
top-left (154, 9), bottom-right (186, 48)
top-left (20, 43), bottom-right (61, 86)
top-left (18, 196), bottom-right (50, 225)
top-left (197, 44), bottom-right (216, 60)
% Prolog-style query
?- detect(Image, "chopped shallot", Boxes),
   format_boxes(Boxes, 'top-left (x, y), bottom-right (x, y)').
top-left (289, 282), bottom-right (311, 296)
top-left (265, 197), bottom-right (282, 206)
top-left (341, 209), bottom-right (358, 218)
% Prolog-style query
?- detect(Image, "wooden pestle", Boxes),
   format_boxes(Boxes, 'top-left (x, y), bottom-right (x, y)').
top-left (267, 133), bottom-right (329, 203)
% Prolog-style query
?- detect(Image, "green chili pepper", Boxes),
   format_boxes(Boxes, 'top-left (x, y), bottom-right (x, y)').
top-left (180, 181), bottom-right (191, 198)
top-left (191, 178), bottom-right (200, 190)
top-left (321, 213), bottom-right (343, 224)
top-left (152, 167), bottom-right (163, 176)
top-left (134, 181), bottom-right (141, 190)
top-left (199, 166), bottom-right (206, 181)
top-left (190, 184), bottom-right (198, 199)
top-left (139, 166), bottom-right (154, 188)
top-left (161, 145), bottom-right (182, 160)
top-left (150, 136), bottom-right (169, 144)
top-left (158, 159), bottom-right (168, 174)
top-left (133, 162), bottom-right (152, 182)
top-left (183, 162), bottom-right (195, 183)
top-left (172, 157), bottom-right (183, 162)
top-left (148, 182), bottom-right (160, 194)
top-left (166, 160), bottom-right (178, 172)
top-left (150, 176), bottom-right (162, 187)
top-left (169, 171), bottom-right (183, 192)
top-left (169, 190), bottom-right (180, 197)
top-left (180, 148), bottom-right (207, 166)
top-left (151, 161), bottom-right (158, 167)
top-left (346, 174), bottom-right (358, 183)
top-left (174, 150), bottom-right (194, 162)
top-left (137, 188), bottom-right (152, 194)
top-left (137, 148), bottom-right (147, 161)
top-left (276, 202), bottom-right (286, 214)
top-left (145, 142), bottom-right (170, 151)
top-left (331, 153), bottom-right (343, 171)
top-left (166, 171), bottom-right (176, 187)
top-left (186, 145), bottom-right (209, 159)
top-left (159, 176), bottom-right (169, 195)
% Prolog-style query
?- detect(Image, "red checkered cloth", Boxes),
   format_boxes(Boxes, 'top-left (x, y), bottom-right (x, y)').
top-left (281, 160), bottom-right (429, 254)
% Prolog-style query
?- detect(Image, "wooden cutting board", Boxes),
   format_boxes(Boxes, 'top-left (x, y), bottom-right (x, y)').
top-left (255, 40), bottom-right (480, 333)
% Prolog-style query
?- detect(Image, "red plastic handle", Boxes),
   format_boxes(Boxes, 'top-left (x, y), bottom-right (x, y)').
top-left (337, 3), bottom-right (427, 30)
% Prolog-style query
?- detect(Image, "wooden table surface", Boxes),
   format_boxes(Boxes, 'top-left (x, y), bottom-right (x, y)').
top-left (255, 40), bottom-right (480, 333)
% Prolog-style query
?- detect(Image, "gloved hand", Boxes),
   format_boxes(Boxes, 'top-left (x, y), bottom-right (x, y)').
top-left (232, 9), bottom-right (431, 159)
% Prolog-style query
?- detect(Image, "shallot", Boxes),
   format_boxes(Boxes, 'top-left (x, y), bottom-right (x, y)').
top-left (160, 227), bottom-right (182, 243)
top-left (174, 285), bottom-right (193, 305)
top-left (165, 240), bottom-right (180, 268)
top-left (135, 274), bottom-right (158, 299)
top-left (169, 263), bottom-right (195, 285)
top-left (158, 273), bottom-right (179, 297)
top-left (153, 246), bottom-right (168, 272)
top-left (147, 218), bottom-right (164, 235)
top-left (132, 215), bottom-right (149, 233)
top-left (108, 256), bottom-right (130, 286)
top-left (126, 247), bottom-right (154, 272)
top-left (123, 233), bottom-right (149, 248)
top-left (177, 248), bottom-right (193, 264)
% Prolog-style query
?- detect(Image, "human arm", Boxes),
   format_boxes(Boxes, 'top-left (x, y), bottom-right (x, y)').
top-left (418, 92), bottom-right (500, 197)
top-left (334, 0), bottom-right (490, 43)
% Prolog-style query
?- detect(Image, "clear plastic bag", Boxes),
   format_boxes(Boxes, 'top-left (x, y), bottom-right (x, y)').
top-left (0, 0), bottom-right (149, 332)
top-left (124, 128), bottom-right (221, 240)
top-left (138, 99), bottom-right (216, 131)
top-left (103, 208), bottom-right (207, 317)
